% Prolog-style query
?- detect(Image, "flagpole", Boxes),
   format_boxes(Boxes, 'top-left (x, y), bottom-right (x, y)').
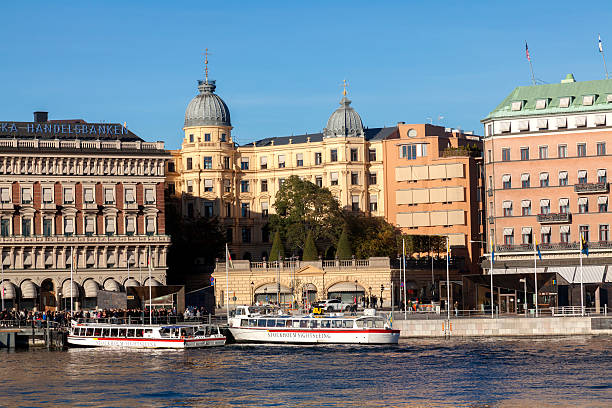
top-left (534, 240), bottom-right (538, 318)
top-left (402, 238), bottom-right (406, 319)
top-left (225, 243), bottom-right (230, 322)
top-left (599, 34), bottom-right (609, 79)
top-left (446, 236), bottom-right (450, 321)
top-left (490, 238), bottom-right (494, 319)
top-left (148, 246), bottom-right (152, 324)
top-left (1, 259), bottom-right (4, 311)
top-left (526, 41), bottom-right (536, 85)
top-left (580, 237), bottom-right (584, 316)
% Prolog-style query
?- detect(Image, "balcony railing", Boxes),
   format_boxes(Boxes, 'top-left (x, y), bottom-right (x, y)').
top-left (574, 182), bottom-right (609, 194)
top-left (536, 212), bottom-right (571, 223)
top-left (495, 240), bottom-right (612, 253)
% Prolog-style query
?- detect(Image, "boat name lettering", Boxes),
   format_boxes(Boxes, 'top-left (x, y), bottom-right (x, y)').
top-left (267, 331), bottom-right (332, 339)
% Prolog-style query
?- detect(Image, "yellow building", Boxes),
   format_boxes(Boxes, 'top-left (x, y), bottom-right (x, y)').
top-left (167, 74), bottom-right (392, 260)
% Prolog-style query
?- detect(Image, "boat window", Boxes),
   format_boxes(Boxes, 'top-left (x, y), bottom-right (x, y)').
top-left (332, 320), bottom-right (342, 328)
top-left (300, 320), bottom-right (308, 328)
top-left (127, 329), bottom-right (136, 337)
top-left (367, 319), bottom-right (375, 328)
top-left (320, 320), bottom-right (330, 328)
top-left (75, 328), bottom-right (81, 336)
top-left (292, 320), bottom-right (300, 328)
top-left (102, 328), bottom-right (110, 337)
top-left (266, 319), bottom-right (276, 327)
top-left (86, 328), bottom-right (93, 336)
top-left (94, 328), bottom-right (102, 336)
top-left (241, 319), bottom-right (248, 327)
top-left (110, 328), bottom-right (118, 337)
top-left (375, 320), bottom-right (384, 328)
top-left (356, 320), bottom-right (364, 328)
top-left (276, 319), bottom-right (285, 327)
top-left (342, 320), bottom-right (354, 328)
top-left (144, 329), bottom-right (152, 335)
top-left (249, 319), bottom-right (257, 327)
top-left (285, 320), bottom-right (292, 327)
top-left (136, 329), bottom-right (144, 337)
top-left (309, 320), bottom-right (319, 328)
top-left (257, 319), bottom-right (266, 327)
top-left (118, 328), bottom-right (127, 337)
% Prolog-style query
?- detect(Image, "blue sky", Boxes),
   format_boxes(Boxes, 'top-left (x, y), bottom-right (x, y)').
top-left (0, 1), bottom-right (611, 149)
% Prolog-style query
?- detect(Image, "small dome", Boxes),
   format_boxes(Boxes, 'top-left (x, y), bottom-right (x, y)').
top-left (323, 96), bottom-right (364, 138)
top-left (184, 80), bottom-right (231, 127)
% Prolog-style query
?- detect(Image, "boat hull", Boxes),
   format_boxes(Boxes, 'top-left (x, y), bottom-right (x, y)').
top-left (229, 327), bottom-right (399, 344)
top-left (67, 335), bottom-right (226, 349)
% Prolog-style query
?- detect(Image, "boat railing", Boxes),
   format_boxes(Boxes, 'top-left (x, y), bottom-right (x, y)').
top-left (73, 315), bottom-right (219, 326)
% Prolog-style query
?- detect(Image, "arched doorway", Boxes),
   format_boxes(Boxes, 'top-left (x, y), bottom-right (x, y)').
top-left (254, 283), bottom-right (292, 306)
top-left (328, 281), bottom-right (365, 304)
top-left (301, 283), bottom-right (317, 307)
top-left (40, 278), bottom-right (56, 311)
top-left (60, 280), bottom-right (80, 311)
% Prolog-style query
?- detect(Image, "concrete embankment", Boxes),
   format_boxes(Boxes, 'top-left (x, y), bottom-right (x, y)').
top-left (395, 316), bottom-right (612, 337)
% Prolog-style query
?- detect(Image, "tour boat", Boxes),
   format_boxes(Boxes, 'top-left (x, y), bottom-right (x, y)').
top-left (67, 321), bottom-right (226, 349)
top-left (228, 306), bottom-right (399, 344)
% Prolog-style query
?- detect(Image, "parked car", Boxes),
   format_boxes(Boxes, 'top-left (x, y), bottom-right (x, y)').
top-left (313, 298), bottom-right (354, 312)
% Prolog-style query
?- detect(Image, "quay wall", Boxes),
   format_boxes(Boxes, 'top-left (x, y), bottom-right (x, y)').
top-left (395, 316), bottom-right (612, 337)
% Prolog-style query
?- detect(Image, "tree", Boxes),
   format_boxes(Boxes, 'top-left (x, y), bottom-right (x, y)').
top-left (302, 230), bottom-right (318, 261)
top-left (270, 175), bottom-right (343, 255)
top-left (268, 229), bottom-right (284, 262)
top-left (336, 224), bottom-right (352, 260)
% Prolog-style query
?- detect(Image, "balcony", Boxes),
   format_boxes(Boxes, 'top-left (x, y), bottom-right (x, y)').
top-left (487, 189), bottom-right (493, 197)
top-left (496, 241), bottom-right (612, 253)
top-left (536, 212), bottom-right (571, 223)
top-left (574, 182), bottom-right (609, 194)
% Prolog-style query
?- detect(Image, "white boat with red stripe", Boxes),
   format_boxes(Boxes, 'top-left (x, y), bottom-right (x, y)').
top-left (67, 321), bottom-right (226, 349)
top-left (228, 306), bottom-right (399, 344)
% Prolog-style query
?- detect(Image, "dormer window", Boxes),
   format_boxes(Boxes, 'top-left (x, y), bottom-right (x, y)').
top-left (607, 94), bottom-right (612, 103)
top-left (559, 97), bottom-right (571, 108)
top-left (535, 99), bottom-right (547, 110)
top-left (582, 95), bottom-right (595, 106)
top-left (511, 101), bottom-right (523, 111)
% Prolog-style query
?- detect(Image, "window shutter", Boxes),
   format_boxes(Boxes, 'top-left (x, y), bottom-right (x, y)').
top-left (125, 189), bottom-right (135, 203)
top-left (64, 189), bottom-right (73, 202)
top-left (146, 217), bottom-right (155, 232)
top-left (64, 218), bottom-right (74, 233)
top-left (84, 188), bottom-right (94, 203)
top-left (43, 188), bottom-right (53, 202)
top-left (105, 188), bottom-right (114, 202)
top-left (106, 217), bottom-right (115, 232)
top-left (126, 217), bottom-right (135, 232)
top-left (145, 189), bottom-right (155, 202)
top-left (23, 189), bottom-right (32, 202)
top-left (85, 217), bottom-right (94, 233)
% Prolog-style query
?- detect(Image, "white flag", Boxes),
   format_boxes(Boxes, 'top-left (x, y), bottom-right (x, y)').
top-left (599, 34), bottom-right (603, 53)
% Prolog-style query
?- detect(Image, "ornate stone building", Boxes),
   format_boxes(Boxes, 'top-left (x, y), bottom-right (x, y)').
top-left (166, 76), bottom-right (391, 260)
top-left (0, 112), bottom-right (170, 311)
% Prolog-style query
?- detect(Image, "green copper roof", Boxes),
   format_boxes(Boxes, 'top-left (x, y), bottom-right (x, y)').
top-left (482, 75), bottom-right (612, 122)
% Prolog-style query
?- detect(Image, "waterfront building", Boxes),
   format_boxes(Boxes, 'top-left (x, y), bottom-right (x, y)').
top-left (167, 75), bottom-right (391, 260)
top-left (481, 74), bottom-right (612, 312)
top-left (382, 124), bottom-right (484, 275)
top-left (0, 112), bottom-right (170, 311)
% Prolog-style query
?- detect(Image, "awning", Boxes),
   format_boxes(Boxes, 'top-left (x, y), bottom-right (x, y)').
top-left (578, 170), bottom-right (587, 178)
top-left (61, 281), bottom-right (79, 298)
top-left (539, 172), bottom-right (549, 180)
top-left (522, 200), bottom-right (531, 208)
top-left (559, 171), bottom-right (568, 178)
top-left (560, 225), bottom-right (570, 233)
top-left (521, 227), bottom-right (532, 234)
top-left (502, 201), bottom-right (512, 209)
top-left (502, 174), bottom-right (511, 182)
top-left (578, 197), bottom-right (588, 205)
top-left (559, 198), bottom-right (569, 206)
top-left (548, 267), bottom-right (576, 284)
top-left (328, 282), bottom-right (366, 293)
top-left (103, 279), bottom-right (121, 292)
top-left (302, 283), bottom-right (317, 292)
top-left (540, 199), bottom-right (550, 206)
top-left (255, 283), bottom-right (291, 294)
top-left (556, 266), bottom-right (605, 284)
top-left (521, 173), bottom-right (530, 181)
top-left (598, 196), bottom-right (608, 205)
top-left (598, 169), bottom-right (607, 177)
top-left (1, 281), bottom-right (16, 300)
top-left (503, 228), bottom-right (514, 235)
top-left (20, 281), bottom-right (37, 299)
top-left (541, 226), bottom-right (551, 234)
top-left (83, 280), bottom-right (99, 298)
top-left (124, 278), bottom-right (140, 287)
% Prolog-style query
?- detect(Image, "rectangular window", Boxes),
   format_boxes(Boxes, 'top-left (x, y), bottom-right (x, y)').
top-left (540, 173), bottom-right (549, 188)
top-left (221, 133), bottom-right (227, 142)
top-left (242, 227), bottom-right (251, 243)
top-left (125, 217), bottom-right (135, 235)
top-left (504, 233), bottom-right (514, 245)
top-left (261, 180), bottom-right (268, 192)
top-left (330, 149), bottom-right (338, 162)
top-left (521, 174), bottom-right (530, 188)
top-left (559, 198), bottom-right (570, 214)
top-left (22, 218), bottom-right (31, 237)
top-left (351, 172), bottom-right (359, 185)
top-left (541, 230), bottom-right (551, 244)
top-left (203, 157), bottom-right (212, 169)
top-left (278, 155), bottom-right (285, 168)
top-left (43, 219), bottom-right (52, 237)
top-left (203, 202), bottom-right (213, 218)
top-left (600, 225), bottom-right (609, 241)
top-left (189, 134), bottom-right (194, 143)
top-left (21, 188), bottom-right (32, 204)
top-left (502, 175), bottom-right (511, 189)
top-left (539, 146), bottom-right (548, 159)
top-left (351, 195), bottom-right (360, 211)
top-left (0, 188), bottom-right (9, 203)
top-left (350, 148), bottom-right (358, 161)
top-left (597, 142), bottom-right (606, 156)
top-left (315, 152), bottom-right (322, 165)
top-left (577, 143), bottom-right (587, 157)
top-left (540, 200), bottom-right (550, 215)
top-left (226, 203), bottom-right (231, 217)
top-left (522, 230), bottom-right (532, 244)
top-left (501, 148), bottom-right (510, 161)
top-left (503, 202), bottom-right (513, 217)
top-left (241, 203), bottom-right (250, 218)
top-left (315, 176), bottom-right (323, 187)
top-left (262, 226), bottom-right (270, 243)
top-left (559, 171), bottom-right (568, 186)
top-left (64, 218), bottom-right (74, 236)
top-left (520, 147), bottom-right (529, 161)
top-left (0, 219), bottom-right (9, 236)
top-left (241, 158), bottom-right (249, 170)
top-left (224, 179), bottom-right (231, 193)
top-left (83, 187), bottom-right (94, 203)
top-left (146, 217), bottom-right (156, 235)
top-left (599, 196), bottom-right (608, 213)
top-left (240, 180), bottom-right (250, 193)
top-left (578, 198), bottom-right (589, 214)
top-left (369, 194), bottom-right (378, 212)
top-left (145, 188), bottom-right (155, 204)
top-left (187, 180), bottom-right (193, 193)
top-left (204, 179), bottom-right (213, 192)
top-left (580, 225), bottom-right (590, 242)
top-left (368, 172), bottom-right (377, 185)
top-left (43, 188), bottom-right (53, 203)
top-left (522, 202), bottom-right (531, 216)
top-left (85, 217), bottom-right (95, 235)
top-left (330, 172), bottom-right (339, 186)
top-left (168, 161), bottom-right (175, 173)
top-left (261, 202), bottom-right (269, 218)
top-left (598, 169), bottom-right (607, 184)
top-left (186, 157), bottom-right (193, 170)
top-left (204, 133), bottom-right (211, 142)
top-left (224, 156), bottom-right (231, 170)
top-left (63, 188), bottom-right (74, 204)
top-left (487, 149), bottom-right (492, 163)
top-left (368, 149), bottom-right (377, 161)
top-left (296, 153), bottom-right (303, 167)
top-left (578, 171), bottom-right (588, 185)
top-left (560, 227), bottom-right (571, 243)
top-left (104, 188), bottom-right (114, 204)
top-left (105, 217), bottom-right (115, 235)
top-left (558, 144), bottom-right (567, 158)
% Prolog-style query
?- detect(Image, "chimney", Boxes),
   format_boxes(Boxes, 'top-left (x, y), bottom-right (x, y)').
top-left (34, 111), bottom-right (48, 123)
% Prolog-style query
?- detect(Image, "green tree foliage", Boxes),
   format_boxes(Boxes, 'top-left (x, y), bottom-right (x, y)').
top-left (302, 230), bottom-right (318, 261)
top-left (335, 223), bottom-right (352, 259)
top-left (270, 175), bottom-right (342, 254)
top-left (345, 214), bottom-right (402, 258)
top-left (165, 196), bottom-right (226, 284)
top-left (268, 229), bottom-right (284, 262)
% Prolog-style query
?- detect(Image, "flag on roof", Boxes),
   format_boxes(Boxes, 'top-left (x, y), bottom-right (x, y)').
top-left (580, 234), bottom-right (589, 256)
top-left (525, 42), bottom-right (531, 61)
top-left (226, 243), bottom-right (234, 268)
top-left (599, 34), bottom-right (604, 53)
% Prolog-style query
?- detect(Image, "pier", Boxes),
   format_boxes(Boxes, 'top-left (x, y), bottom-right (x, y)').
top-left (0, 321), bottom-right (67, 349)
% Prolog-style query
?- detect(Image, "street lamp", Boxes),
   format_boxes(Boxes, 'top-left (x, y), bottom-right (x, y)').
top-left (250, 281), bottom-right (254, 306)
top-left (471, 239), bottom-right (494, 319)
top-left (380, 284), bottom-right (384, 308)
top-left (519, 278), bottom-right (527, 316)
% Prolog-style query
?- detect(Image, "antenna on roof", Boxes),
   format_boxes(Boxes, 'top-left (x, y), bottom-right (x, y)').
top-left (525, 41), bottom-right (536, 85)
